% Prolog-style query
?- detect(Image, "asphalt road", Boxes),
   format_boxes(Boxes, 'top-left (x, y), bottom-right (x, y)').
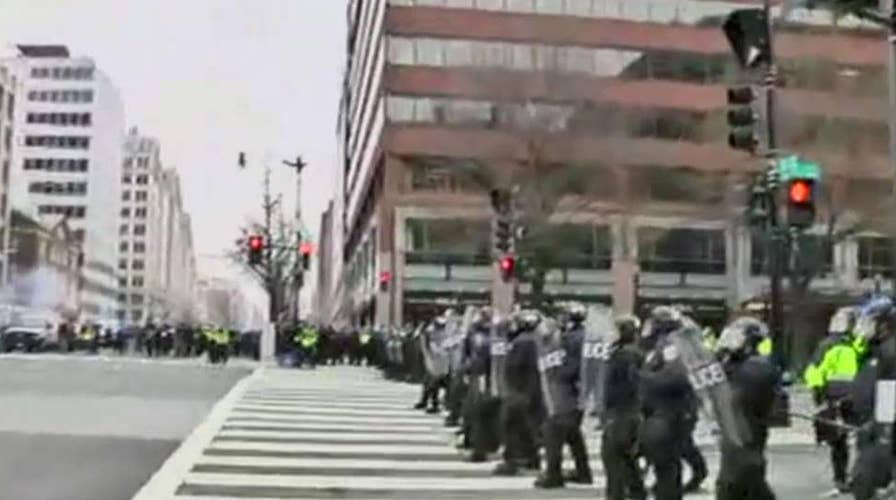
top-left (0, 355), bottom-right (250, 500)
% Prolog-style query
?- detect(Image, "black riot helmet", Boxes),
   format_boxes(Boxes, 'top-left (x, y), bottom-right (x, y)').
top-left (567, 302), bottom-right (587, 324)
top-left (641, 305), bottom-right (683, 343)
top-left (516, 309), bottom-right (541, 333)
top-left (474, 306), bottom-right (493, 329)
top-left (614, 314), bottom-right (641, 346)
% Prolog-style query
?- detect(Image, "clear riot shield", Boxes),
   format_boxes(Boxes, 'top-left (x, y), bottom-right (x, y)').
top-left (534, 317), bottom-right (565, 418)
top-left (668, 325), bottom-right (751, 448)
top-left (418, 324), bottom-right (437, 377)
top-left (450, 306), bottom-right (477, 373)
top-left (489, 316), bottom-right (509, 397)
top-left (579, 306), bottom-right (614, 415)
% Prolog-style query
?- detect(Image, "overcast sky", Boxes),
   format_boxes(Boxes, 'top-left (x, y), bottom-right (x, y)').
top-left (0, 0), bottom-right (347, 264)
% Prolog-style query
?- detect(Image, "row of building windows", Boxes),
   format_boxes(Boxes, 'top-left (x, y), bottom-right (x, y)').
top-left (118, 240), bottom-right (147, 253)
top-left (118, 276), bottom-right (145, 288)
top-left (388, 0), bottom-right (873, 29)
top-left (23, 157), bottom-right (89, 172)
top-left (120, 207), bottom-right (148, 218)
top-left (407, 219), bottom-right (896, 277)
top-left (119, 224), bottom-right (147, 236)
top-left (28, 181), bottom-right (87, 196)
top-left (37, 204), bottom-right (86, 218)
top-left (27, 89), bottom-right (94, 103)
top-left (25, 135), bottom-right (90, 149)
top-left (117, 258), bottom-right (145, 271)
top-left (388, 36), bottom-right (642, 78)
top-left (122, 174), bottom-right (149, 185)
top-left (30, 66), bottom-right (95, 80)
top-left (116, 292), bottom-right (144, 305)
top-left (388, 36), bottom-right (888, 99)
top-left (387, 95), bottom-right (892, 155)
top-left (122, 190), bottom-right (148, 202)
top-left (26, 112), bottom-right (92, 127)
top-left (123, 157), bottom-right (150, 168)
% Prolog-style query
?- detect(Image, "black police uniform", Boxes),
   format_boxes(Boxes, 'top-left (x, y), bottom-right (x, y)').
top-left (602, 341), bottom-right (647, 500)
top-left (462, 321), bottom-right (497, 460)
top-left (537, 322), bottom-right (591, 487)
top-left (850, 335), bottom-right (896, 500)
top-left (715, 355), bottom-right (778, 500)
top-left (640, 335), bottom-right (694, 500)
top-left (495, 327), bottom-right (541, 474)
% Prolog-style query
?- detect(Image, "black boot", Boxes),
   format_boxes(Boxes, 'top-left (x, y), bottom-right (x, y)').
top-left (563, 470), bottom-right (594, 485)
top-left (533, 474), bottom-right (564, 489)
top-left (425, 405), bottom-right (440, 414)
top-left (492, 462), bottom-right (518, 476)
top-left (413, 401), bottom-right (426, 410)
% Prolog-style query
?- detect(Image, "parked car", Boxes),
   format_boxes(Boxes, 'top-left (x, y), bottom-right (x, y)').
top-left (1, 326), bottom-right (48, 352)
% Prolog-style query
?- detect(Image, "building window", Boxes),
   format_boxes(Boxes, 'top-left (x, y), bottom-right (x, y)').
top-left (131, 259), bottom-right (144, 271)
top-left (72, 229), bottom-right (85, 242)
top-left (36, 205), bottom-right (86, 218)
top-left (118, 259), bottom-right (127, 270)
top-left (133, 242), bottom-right (146, 253)
top-left (131, 309), bottom-right (143, 322)
top-left (119, 224), bottom-right (128, 235)
top-left (135, 207), bottom-right (147, 218)
top-left (131, 294), bottom-right (143, 305)
top-left (135, 191), bottom-right (147, 201)
top-left (133, 224), bottom-right (146, 236)
top-left (118, 278), bottom-right (127, 288)
top-left (858, 236), bottom-right (893, 279)
top-left (638, 227), bottom-right (726, 275)
top-left (23, 158), bottom-right (88, 172)
top-left (120, 207), bottom-right (130, 217)
top-left (28, 181), bottom-right (87, 195)
top-left (24, 135), bottom-right (90, 149)
top-left (122, 191), bottom-right (131, 201)
top-left (119, 242), bottom-right (129, 253)
top-left (136, 175), bottom-right (148, 185)
top-left (123, 158), bottom-right (133, 168)
top-left (132, 276), bottom-right (144, 287)
top-left (26, 112), bottom-right (92, 126)
top-left (122, 175), bottom-right (132, 184)
top-left (117, 293), bottom-right (126, 303)
top-left (27, 89), bottom-right (94, 103)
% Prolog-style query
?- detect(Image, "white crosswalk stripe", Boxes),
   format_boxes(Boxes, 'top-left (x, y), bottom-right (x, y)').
top-left (135, 365), bottom-right (814, 499)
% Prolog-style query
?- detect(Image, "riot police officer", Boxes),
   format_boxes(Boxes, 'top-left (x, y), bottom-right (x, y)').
top-left (639, 306), bottom-right (694, 500)
top-left (849, 296), bottom-right (896, 500)
top-left (803, 306), bottom-right (861, 493)
top-left (493, 310), bottom-right (541, 476)
top-left (534, 303), bottom-right (592, 488)
top-left (602, 314), bottom-right (647, 500)
top-left (461, 307), bottom-right (494, 461)
top-left (415, 315), bottom-right (451, 413)
top-left (713, 316), bottom-right (778, 500)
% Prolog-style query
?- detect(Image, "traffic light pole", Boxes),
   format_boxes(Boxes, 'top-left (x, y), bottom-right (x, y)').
top-left (886, 0), bottom-right (896, 292)
top-left (763, 0), bottom-right (786, 368)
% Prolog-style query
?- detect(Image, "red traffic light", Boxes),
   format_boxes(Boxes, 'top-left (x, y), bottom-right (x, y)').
top-left (299, 242), bottom-right (314, 255)
top-left (379, 271), bottom-right (392, 283)
top-left (788, 180), bottom-right (812, 204)
top-left (499, 256), bottom-right (516, 282)
top-left (248, 235), bottom-right (264, 250)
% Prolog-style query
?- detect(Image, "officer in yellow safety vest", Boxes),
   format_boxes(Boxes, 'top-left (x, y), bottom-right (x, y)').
top-left (757, 337), bottom-right (772, 357)
top-left (803, 306), bottom-right (861, 493)
top-left (294, 326), bottom-right (319, 368)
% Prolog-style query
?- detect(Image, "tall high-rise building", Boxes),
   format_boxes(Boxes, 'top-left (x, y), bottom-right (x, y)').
top-left (332, 1), bottom-right (895, 328)
top-left (119, 128), bottom-right (196, 325)
top-left (0, 66), bottom-right (15, 287)
top-left (2, 45), bottom-right (124, 320)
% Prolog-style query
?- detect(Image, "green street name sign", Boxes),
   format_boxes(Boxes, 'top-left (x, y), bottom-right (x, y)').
top-left (776, 155), bottom-right (821, 181)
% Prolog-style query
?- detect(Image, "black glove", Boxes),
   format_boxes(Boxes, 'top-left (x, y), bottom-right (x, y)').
top-left (812, 388), bottom-right (824, 406)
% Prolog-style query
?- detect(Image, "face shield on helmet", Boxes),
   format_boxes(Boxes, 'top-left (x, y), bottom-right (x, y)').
top-left (829, 307), bottom-right (857, 335)
top-left (516, 309), bottom-right (541, 332)
top-left (855, 297), bottom-right (896, 342)
top-left (614, 314), bottom-right (640, 345)
top-left (717, 316), bottom-right (769, 357)
top-left (641, 306), bottom-right (682, 340)
top-left (434, 316), bottom-right (448, 328)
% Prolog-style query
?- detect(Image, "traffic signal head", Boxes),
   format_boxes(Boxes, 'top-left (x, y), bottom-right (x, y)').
top-left (499, 255), bottom-right (516, 282)
top-left (299, 242), bottom-right (313, 270)
top-left (723, 8), bottom-right (771, 69)
top-left (495, 218), bottom-right (513, 253)
top-left (490, 188), bottom-right (512, 214)
top-left (786, 179), bottom-right (816, 228)
top-left (247, 235), bottom-right (264, 265)
top-left (379, 271), bottom-right (392, 292)
top-left (726, 85), bottom-right (758, 153)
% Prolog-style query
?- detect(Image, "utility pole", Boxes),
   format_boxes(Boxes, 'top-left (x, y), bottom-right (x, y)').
top-left (283, 156), bottom-right (306, 321)
top-left (262, 167), bottom-right (279, 323)
top-left (762, 0), bottom-right (786, 369)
